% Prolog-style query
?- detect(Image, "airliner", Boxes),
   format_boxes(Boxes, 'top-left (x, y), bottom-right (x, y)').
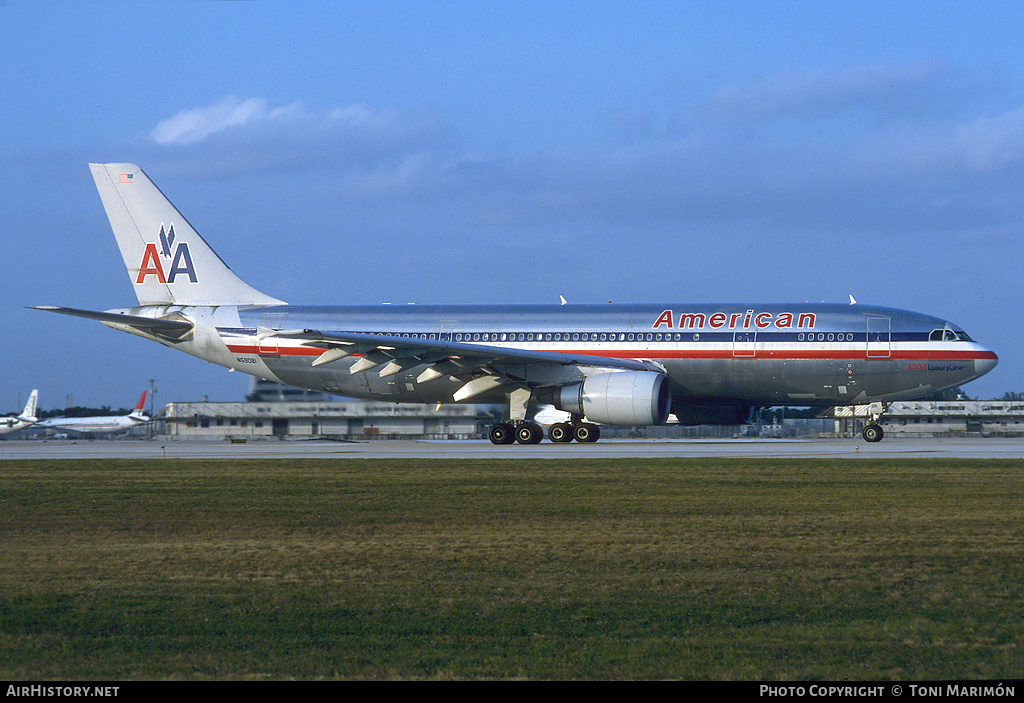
top-left (34, 392), bottom-right (149, 436)
top-left (0, 390), bottom-right (38, 436)
top-left (33, 164), bottom-right (998, 444)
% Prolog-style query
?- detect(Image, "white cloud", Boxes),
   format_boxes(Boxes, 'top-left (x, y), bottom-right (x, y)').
top-left (150, 96), bottom-right (405, 147)
top-left (953, 105), bottom-right (1024, 172)
top-left (143, 81), bottom-right (1024, 237)
top-left (847, 103), bottom-right (1024, 187)
top-left (335, 151), bottom-right (445, 198)
top-left (704, 62), bottom-right (948, 121)
top-left (151, 96), bottom-right (272, 145)
top-left (144, 96), bottom-right (447, 189)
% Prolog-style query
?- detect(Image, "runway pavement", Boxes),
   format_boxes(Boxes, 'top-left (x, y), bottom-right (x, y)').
top-left (2, 437), bottom-right (1022, 460)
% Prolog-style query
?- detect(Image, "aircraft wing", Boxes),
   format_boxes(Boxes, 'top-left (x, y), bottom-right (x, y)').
top-left (276, 328), bottom-right (661, 400)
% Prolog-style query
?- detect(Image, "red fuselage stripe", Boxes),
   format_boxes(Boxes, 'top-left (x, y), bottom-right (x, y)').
top-left (225, 344), bottom-right (997, 362)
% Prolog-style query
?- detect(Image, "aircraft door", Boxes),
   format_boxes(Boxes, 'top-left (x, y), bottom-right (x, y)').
top-left (732, 331), bottom-right (756, 358)
top-left (258, 313), bottom-right (287, 356)
top-left (258, 336), bottom-right (279, 356)
top-left (866, 317), bottom-right (891, 358)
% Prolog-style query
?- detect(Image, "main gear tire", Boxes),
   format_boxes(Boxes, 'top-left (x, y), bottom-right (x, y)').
top-left (489, 423), bottom-right (515, 445)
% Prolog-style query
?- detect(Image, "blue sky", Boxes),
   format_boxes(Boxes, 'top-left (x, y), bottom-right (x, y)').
top-left (2, 1), bottom-right (1022, 411)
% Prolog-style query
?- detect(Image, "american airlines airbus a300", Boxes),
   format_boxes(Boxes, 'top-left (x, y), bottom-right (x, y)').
top-left (34, 164), bottom-right (998, 444)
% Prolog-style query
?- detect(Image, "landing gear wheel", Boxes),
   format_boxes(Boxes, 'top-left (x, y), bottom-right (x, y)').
top-left (573, 423), bottom-right (601, 443)
top-left (489, 422), bottom-right (515, 445)
top-left (862, 424), bottom-right (884, 443)
top-left (516, 422), bottom-right (543, 444)
top-left (548, 422), bottom-right (574, 443)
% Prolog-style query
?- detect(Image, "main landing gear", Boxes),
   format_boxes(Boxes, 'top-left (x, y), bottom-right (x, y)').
top-left (488, 419), bottom-right (601, 445)
top-left (489, 388), bottom-right (601, 445)
top-left (488, 422), bottom-right (542, 445)
top-left (548, 420), bottom-right (600, 443)
top-left (860, 401), bottom-right (888, 443)
top-left (558, 421), bottom-right (600, 443)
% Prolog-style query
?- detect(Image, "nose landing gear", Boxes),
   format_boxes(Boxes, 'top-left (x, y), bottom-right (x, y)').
top-left (860, 402), bottom-right (888, 442)
top-left (862, 423), bottom-right (884, 442)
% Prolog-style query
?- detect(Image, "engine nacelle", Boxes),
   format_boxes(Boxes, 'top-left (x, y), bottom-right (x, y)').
top-left (551, 371), bottom-right (671, 426)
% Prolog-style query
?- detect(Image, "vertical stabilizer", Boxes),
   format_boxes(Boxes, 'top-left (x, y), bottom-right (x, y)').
top-left (130, 391), bottom-right (148, 420)
top-left (20, 390), bottom-right (38, 422)
top-left (89, 163), bottom-right (285, 306)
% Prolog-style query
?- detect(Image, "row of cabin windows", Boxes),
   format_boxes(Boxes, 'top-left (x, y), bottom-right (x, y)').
top-left (454, 332), bottom-right (861, 343)
top-left (454, 331), bottom-right (688, 343)
top-left (352, 330), bottom-right (971, 344)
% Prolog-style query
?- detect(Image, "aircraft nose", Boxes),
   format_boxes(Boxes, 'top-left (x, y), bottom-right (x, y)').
top-left (975, 349), bottom-right (998, 378)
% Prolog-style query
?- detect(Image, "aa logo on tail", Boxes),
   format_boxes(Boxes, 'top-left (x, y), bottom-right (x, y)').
top-left (136, 224), bottom-right (197, 284)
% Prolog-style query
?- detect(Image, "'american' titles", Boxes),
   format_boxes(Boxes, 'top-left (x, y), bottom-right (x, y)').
top-left (652, 310), bottom-right (816, 330)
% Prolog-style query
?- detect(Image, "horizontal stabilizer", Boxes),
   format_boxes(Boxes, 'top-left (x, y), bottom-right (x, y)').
top-left (30, 306), bottom-right (194, 340)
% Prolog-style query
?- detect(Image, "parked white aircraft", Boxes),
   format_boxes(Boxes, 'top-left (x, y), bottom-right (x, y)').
top-left (35, 392), bottom-right (149, 435)
top-left (0, 390), bottom-right (38, 435)
top-left (33, 164), bottom-right (998, 444)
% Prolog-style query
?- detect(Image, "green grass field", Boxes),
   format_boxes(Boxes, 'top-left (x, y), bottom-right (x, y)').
top-left (0, 457), bottom-right (1021, 680)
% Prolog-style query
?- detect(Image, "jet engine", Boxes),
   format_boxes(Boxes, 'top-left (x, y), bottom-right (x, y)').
top-left (548, 370), bottom-right (671, 426)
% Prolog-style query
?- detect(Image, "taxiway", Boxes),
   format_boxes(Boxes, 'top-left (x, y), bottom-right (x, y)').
top-left (2, 437), bottom-right (1022, 460)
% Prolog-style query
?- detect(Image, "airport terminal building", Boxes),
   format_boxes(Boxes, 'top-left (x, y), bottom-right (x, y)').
top-left (96, 397), bottom-right (1024, 441)
top-left (161, 398), bottom-right (1024, 441)
top-left (827, 400), bottom-right (1024, 437)
top-left (163, 399), bottom-right (480, 441)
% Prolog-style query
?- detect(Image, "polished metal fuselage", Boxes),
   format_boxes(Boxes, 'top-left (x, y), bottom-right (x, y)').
top-left (189, 302), bottom-right (999, 409)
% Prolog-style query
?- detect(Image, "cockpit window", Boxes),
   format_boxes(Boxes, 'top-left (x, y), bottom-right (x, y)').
top-left (930, 328), bottom-right (973, 342)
